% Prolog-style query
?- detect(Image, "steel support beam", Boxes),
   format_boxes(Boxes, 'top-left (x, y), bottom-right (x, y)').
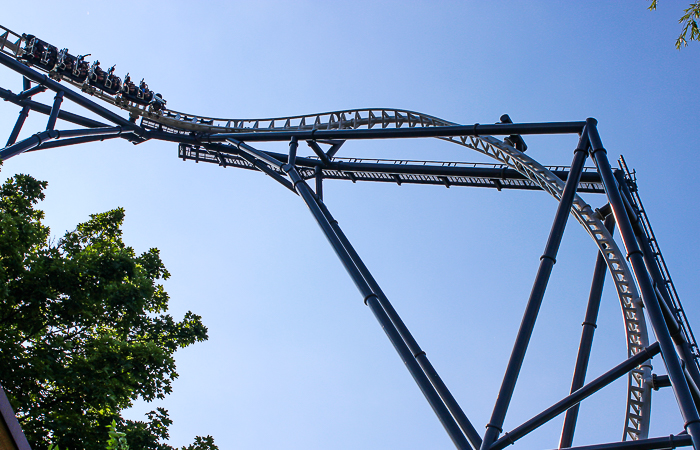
top-left (613, 170), bottom-right (700, 391)
top-left (30, 133), bottom-right (124, 151)
top-left (560, 212), bottom-right (616, 448)
top-left (280, 149), bottom-right (471, 449)
top-left (6, 105), bottom-right (29, 147)
top-left (314, 199), bottom-right (483, 449)
top-left (209, 121), bottom-right (586, 143)
top-left (1, 127), bottom-right (123, 160)
top-left (479, 129), bottom-right (590, 450)
top-left (307, 140), bottom-right (332, 166)
top-left (490, 343), bottom-right (660, 450)
top-left (209, 142), bottom-right (294, 192)
top-left (314, 165), bottom-right (323, 201)
top-left (227, 138), bottom-right (286, 170)
top-left (325, 140), bottom-right (344, 158)
top-left (587, 118), bottom-right (700, 450)
top-left (46, 90), bottom-right (64, 131)
top-left (16, 83), bottom-right (46, 100)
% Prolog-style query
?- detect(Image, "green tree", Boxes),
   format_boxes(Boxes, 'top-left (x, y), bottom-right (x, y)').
top-left (0, 170), bottom-right (217, 450)
top-left (649, 0), bottom-right (700, 48)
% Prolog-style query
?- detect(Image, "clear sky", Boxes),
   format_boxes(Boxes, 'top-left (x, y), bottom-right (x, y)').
top-left (1, 2), bottom-right (700, 449)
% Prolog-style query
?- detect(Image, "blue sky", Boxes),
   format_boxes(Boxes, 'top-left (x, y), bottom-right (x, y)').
top-left (1, 1), bottom-right (700, 449)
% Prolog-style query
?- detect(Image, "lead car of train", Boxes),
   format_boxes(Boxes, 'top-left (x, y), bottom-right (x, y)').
top-left (17, 34), bottom-right (166, 112)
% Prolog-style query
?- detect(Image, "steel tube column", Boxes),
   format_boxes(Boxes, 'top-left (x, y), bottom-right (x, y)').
top-left (587, 118), bottom-right (700, 449)
top-left (1, 127), bottom-right (123, 160)
top-left (480, 129), bottom-right (590, 450)
top-left (6, 105), bottom-right (29, 146)
top-left (315, 165), bottom-right (323, 201)
top-left (282, 161), bottom-right (471, 449)
top-left (315, 199), bottom-right (483, 449)
top-left (46, 90), bottom-right (64, 131)
top-left (560, 213), bottom-right (616, 448)
top-left (614, 171), bottom-right (700, 390)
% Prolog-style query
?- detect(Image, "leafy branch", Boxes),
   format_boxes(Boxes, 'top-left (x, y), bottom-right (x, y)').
top-left (649, 0), bottom-right (700, 48)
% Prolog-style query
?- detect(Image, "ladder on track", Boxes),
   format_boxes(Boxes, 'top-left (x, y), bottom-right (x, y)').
top-left (619, 156), bottom-right (700, 369)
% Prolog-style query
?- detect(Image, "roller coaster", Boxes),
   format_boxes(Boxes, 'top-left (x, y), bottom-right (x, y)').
top-left (0, 23), bottom-right (699, 450)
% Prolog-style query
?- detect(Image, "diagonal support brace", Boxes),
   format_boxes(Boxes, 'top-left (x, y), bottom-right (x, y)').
top-left (315, 198), bottom-right (482, 448)
top-left (283, 163), bottom-right (472, 450)
top-left (46, 90), bottom-right (64, 131)
top-left (1, 126), bottom-right (123, 160)
top-left (491, 342), bottom-right (660, 450)
top-left (16, 83), bottom-right (46, 100)
top-left (225, 139), bottom-right (294, 192)
top-left (6, 105), bottom-right (30, 147)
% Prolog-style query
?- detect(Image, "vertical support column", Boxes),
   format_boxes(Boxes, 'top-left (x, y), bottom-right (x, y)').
top-left (315, 165), bottom-right (323, 201)
top-left (5, 105), bottom-right (30, 147)
top-left (316, 199), bottom-right (483, 449)
top-left (587, 118), bottom-right (700, 450)
top-left (614, 171), bottom-right (700, 395)
top-left (281, 143), bottom-right (471, 449)
top-left (46, 90), bottom-right (64, 131)
top-left (480, 129), bottom-right (589, 450)
top-left (560, 212), bottom-right (616, 448)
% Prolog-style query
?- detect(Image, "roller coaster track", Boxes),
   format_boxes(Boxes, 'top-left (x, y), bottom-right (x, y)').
top-left (1, 22), bottom-right (698, 450)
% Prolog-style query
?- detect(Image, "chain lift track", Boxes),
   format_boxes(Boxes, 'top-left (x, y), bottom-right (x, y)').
top-left (1, 23), bottom-right (699, 450)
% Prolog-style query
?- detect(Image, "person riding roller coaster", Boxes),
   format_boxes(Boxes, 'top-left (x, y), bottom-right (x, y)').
top-left (19, 34), bottom-right (57, 71)
top-left (122, 73), bottom-right (136, 96)
top-left (18, 33), bottom-right (167, 113)
top-left (119, 74), bottom-right (154, 106)
top-left (88, 61), bottom-right (121, 95)
top-left (150, 92), bottom-right (166, 112)
top-left (54, 49), bottom-right (90, 83)
top-left (88, 60), bottom-right (104, 83)
top-left (138, 78), bottom-right (154, 103)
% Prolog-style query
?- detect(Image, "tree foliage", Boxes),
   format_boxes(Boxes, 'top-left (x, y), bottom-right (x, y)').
top-left (0, 170), bottom-right (217, 450)
top-left (649, 0), bottom-right (700, 48)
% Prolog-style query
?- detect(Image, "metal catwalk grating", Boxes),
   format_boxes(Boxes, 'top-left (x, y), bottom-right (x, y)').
top-left (177, 144), bottom-right (605, 193)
